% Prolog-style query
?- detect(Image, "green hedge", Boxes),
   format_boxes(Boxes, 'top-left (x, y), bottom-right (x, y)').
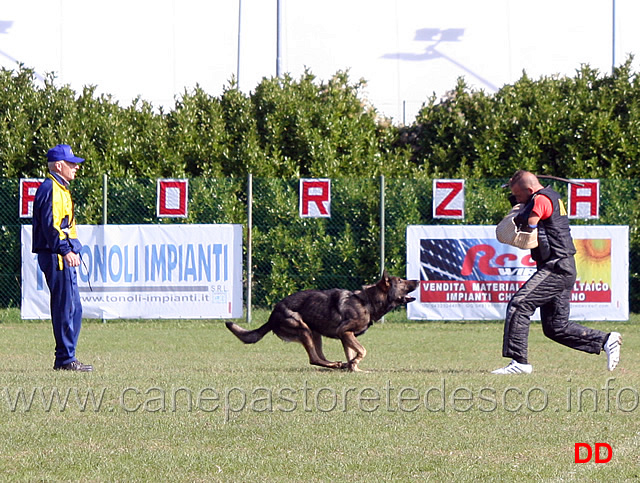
top-left (1, 60), bottom-right (639, 311)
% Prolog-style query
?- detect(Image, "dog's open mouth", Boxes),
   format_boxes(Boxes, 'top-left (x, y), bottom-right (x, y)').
top-left (395, 296), bottom-right (416, 305)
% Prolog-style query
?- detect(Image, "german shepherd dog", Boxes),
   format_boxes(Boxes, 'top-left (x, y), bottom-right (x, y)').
top-left (225, 271), bottom-right (419, 371)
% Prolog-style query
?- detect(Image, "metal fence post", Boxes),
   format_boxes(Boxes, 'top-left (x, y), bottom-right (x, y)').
top-left (380, 175), bottom-right (385, 276)
top-left (246, 173), bottom-right (253, 323)
top-left (102, 173), bottom-right (108, 225)
top-left (380, 175), bottom-right (386, 323)
top-left (102, 173), bottom-right (108, 324)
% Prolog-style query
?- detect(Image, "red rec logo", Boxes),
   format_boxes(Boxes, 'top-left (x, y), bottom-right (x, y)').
top-left (574, 443), bottom-right (612, 463)
top-left (460, 244), bottom-right (535, 276)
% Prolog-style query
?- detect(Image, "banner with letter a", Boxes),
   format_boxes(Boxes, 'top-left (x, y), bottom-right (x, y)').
top-left (406, 225), bottom-right (628, 320)
top-left (22, 224), bottom-right (243, 320)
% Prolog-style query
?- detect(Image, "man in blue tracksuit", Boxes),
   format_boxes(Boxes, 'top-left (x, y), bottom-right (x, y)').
top-left (32, 144), bottom-right (93, 372)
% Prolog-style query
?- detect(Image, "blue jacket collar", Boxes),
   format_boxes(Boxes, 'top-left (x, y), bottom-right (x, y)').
top-left (48, 171), bottom-right (69, 187)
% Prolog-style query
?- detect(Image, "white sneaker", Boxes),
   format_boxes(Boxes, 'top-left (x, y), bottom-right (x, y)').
top-left (491, 360), bottom-right (533, 375)
top-left (604, 332), bottom-right (622, 371)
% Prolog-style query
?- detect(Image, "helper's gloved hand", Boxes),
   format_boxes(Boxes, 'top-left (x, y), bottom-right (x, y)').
top-left (508, 194), bottom-right (518, 207)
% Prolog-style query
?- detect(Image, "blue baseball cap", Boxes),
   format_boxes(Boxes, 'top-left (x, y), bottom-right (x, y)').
top-left (47, 144), bottom-right (85, 163)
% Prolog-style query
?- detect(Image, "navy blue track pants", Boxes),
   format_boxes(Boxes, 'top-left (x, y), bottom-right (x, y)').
top-left (37, 253), bottom-right (83, 367)
top-left (502, 257), bottom-right (607, 363)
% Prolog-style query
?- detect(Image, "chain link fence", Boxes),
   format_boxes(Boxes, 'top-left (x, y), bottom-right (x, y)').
top-left (2, 177), bottom-right (639, 315)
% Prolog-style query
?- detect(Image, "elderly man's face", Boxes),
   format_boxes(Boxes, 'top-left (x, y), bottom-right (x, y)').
top-left (57, 160), bottom-right (80, 182)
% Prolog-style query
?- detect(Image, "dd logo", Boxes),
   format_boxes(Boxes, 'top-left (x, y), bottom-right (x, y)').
top-left (574, 443), bottom-right (612, 463)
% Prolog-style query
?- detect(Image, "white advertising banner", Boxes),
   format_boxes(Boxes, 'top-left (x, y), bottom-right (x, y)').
top-left (22, 224), bottom-right (243, 320)
top-left (407, 225), bottom-right (629, 321)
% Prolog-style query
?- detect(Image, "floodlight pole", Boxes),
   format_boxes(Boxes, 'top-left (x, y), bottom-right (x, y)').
top-left (276, 0), bottom-right (282, 77)
top-left (237, 0), bottom-right (242, 84)
top-left (612, 0), bottom-right (616, 74)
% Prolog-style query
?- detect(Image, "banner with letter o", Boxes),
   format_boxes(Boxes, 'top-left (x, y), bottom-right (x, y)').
top-left (22, 224), bottom-right (243, 319)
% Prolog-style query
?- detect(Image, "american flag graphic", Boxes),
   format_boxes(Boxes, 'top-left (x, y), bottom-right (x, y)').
top-left (420, 238), bottom-right (486, 281)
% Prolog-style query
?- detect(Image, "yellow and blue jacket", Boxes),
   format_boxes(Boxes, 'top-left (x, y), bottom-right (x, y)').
top-left (32, 172), bottom-right (82, 269)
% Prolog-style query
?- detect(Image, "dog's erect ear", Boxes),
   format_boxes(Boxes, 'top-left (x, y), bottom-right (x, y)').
top-left (377, 270), bottom-right (391, 292)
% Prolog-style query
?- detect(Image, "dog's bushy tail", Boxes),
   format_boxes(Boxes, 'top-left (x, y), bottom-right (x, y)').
top-left (225, 320), bottom-right (273, 344)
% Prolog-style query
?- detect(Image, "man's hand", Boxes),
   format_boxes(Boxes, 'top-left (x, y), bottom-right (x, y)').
top-left (63, 252), bottom-right (81, 267)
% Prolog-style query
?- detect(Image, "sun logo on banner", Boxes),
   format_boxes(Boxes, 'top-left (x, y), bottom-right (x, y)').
top-left (574, 239), bottom-right (611, 285)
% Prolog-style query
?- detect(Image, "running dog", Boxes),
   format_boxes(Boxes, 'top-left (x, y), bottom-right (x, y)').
top-left (225, 271), bottom-right (419, 371)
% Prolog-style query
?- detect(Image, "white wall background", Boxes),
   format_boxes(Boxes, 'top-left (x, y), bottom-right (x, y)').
top-left (1, 0), bottom-right (639, 124)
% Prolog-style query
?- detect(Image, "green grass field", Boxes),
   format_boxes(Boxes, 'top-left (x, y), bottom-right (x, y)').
top-left (1, 308), bottom-right (638, 481)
